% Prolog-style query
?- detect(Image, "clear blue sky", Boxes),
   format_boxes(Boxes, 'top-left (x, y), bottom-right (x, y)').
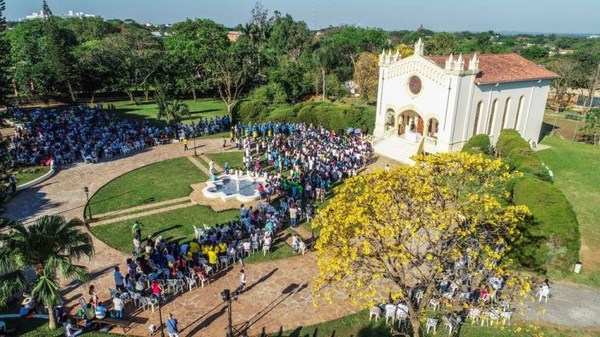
top-left (5, 0), bottom-right (600, 34)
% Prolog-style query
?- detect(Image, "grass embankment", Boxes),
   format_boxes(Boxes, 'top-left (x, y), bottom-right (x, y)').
top-left (89, 157), bottom-right (205, 215)
top-left (538, 136), bottom-right (600, 288)
top-left (14, 166), bottom-right (49, 185)
top-left (113, 98), bottom-right (229, 127)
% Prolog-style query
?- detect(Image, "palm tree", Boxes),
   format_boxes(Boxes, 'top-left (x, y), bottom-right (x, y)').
top-left (0, 215), bottom-right (94, 329)
top-left (314, 44), bottom-right (336, 101)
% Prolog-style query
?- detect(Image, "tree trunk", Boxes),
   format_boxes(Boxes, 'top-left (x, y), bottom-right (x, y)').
top-left (322, 69), bottom-right (326, 102)
top-left (47, 305), bottom-right (57, 329)
top-left (90, 91), bottom-right (96, 105)
top-left (126, 90), bottom-right (134, 102)
top-left (410, 317), bottom-right (420, 337)
top-left (192, 87), bottom-right (197, 102)
top-left (67, 80), bottom-right (76, 102)
top-left (144, 88), bottom-right (150, 102)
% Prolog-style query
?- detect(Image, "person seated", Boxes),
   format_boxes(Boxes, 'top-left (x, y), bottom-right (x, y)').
top-left (65, 319), bottom-right (84, 337)
top-left (19, 297), bottom-right (36, 317)
top-left (95, 301), bottom-right (108, 319)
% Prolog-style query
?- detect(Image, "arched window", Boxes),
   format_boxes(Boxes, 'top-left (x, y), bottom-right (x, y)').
top-left (487, 99), bottom-right (498, 135)
top-left (501, 98), bottom-right (511, 129)
top-left (514, 96), bottom-right (524, 129)
top-left (473, 101), bottom-right (483, 136)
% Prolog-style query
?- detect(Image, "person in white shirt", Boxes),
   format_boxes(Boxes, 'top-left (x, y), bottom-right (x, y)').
top-left (113, 294), bottom-right (124, 319)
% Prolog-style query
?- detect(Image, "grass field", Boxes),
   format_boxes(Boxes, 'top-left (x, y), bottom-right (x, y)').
top-left (263, 308), bottom-right (600, 337)
top-left (205, 151), bottom-right (244, 171)
top-left (89, 157), bottom-right (205, 215)
top-left (14, 165), bottom-right (49, 185)
top-left (0, 317), bottom-right (135, 337)
top-left (538, 136), bottom-right (600, 288)
top-left (90, 205), bottom-right (239, 254)
top-left (113, 98), bottom-right (229, 127)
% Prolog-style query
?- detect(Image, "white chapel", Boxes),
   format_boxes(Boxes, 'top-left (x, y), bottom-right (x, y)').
top-left (373, 39), bottom-right (558, 164)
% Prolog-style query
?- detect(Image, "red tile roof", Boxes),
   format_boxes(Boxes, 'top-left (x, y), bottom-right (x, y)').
top-left (425, 53), bottom-right (559, 84)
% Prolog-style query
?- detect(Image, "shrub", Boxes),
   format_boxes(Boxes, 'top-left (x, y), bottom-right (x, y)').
top-left (462, 134), bottom-right (491, 156)
top-left (232, 100), bottom-right (270, 124)
top-left (496, 129), bottom-right (530, 157)
top-left (512, 178), bottom-right (580, 272)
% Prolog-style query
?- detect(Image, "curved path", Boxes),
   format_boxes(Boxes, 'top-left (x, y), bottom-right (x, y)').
top-left (5, 140), bottom-right (600, 335)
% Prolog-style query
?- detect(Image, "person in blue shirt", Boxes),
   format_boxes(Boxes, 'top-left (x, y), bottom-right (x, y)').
top-left (165, 313), bottom-right (180, 337)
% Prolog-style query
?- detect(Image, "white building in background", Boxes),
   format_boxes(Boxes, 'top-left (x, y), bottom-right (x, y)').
top-left (22, 9), bottom-right (96, 21)
top-left (373, 39), bottom-right (558, 165)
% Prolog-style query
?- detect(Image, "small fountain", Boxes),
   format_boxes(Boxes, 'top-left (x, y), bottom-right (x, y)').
top-left (202, 170), bottom-right (266, 202)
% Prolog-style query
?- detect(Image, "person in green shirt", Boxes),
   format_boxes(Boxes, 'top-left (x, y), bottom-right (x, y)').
top-left (132, 220), bottom-right (143, 241)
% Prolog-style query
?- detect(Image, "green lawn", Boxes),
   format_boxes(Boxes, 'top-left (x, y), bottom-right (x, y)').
top-left (205, 151), bottom-right (244, 171)
top-left (90, 205), bottom-right (239, 254)
top-left (89, 157), bottom-right (205, 215)
top-left (113, 98), bottom-right (229, 127)
top-left (538, 136), bottom-right (600, 287)
top-left (14, 166), bottom-right (49, 185)
top-left (265, 309), bottom-right (599, 337)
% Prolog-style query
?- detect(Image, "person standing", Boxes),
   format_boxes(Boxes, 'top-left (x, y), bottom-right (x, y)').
top-left (166, 313), bottom-right (180, 337)
top-left (238, 269), bottom-right (247, 294)
top-left (132, 220), bottom-right (143, 241)
top-left (8, 174), bottom-right (17, 194)
top-left (114, 266), bottom-right (125, 292)
top-left (183, 137), bottom-right (188, 151)
top-left (112, 294), bottom-right (124, 319)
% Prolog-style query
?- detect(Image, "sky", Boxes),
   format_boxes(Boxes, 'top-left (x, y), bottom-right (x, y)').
top-left (5, 0), bottom-right (600, 34)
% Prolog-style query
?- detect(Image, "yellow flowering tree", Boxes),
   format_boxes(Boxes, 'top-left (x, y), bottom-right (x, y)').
top-left (312, 152), bottom-right (532, 336)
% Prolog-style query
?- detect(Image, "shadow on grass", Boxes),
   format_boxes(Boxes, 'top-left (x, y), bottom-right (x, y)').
top-left (151, 224), bottom-right (183, 238)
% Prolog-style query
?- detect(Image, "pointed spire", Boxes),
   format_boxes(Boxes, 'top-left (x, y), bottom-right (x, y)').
top-left (445, 53), bottom-right (454, 70)
top-left (415, 38), bottom-right (424, 56)
top-left (394, 49), bottom-right (400, 62)
top-left (469, 53), bottom-right (479, 70)
top-left (456, 53), bottom-right (464, 71)
top-left (380, 50), bottom-right (386, 63)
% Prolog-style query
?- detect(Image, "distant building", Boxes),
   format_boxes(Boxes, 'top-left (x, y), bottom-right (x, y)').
top-left (373, 39), bottom-right (559, 165)
top-left (227, 31), bottom-right (244, 42)
top-left (21, 9), bottom-right (95, 21)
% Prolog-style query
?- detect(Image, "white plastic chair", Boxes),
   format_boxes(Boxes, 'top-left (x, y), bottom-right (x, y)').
top-left (185, 276), bottom-right (198, 292)
top-left (501, 310), bottom-right (514, 326)
top-left (219, 256), bottom-right (230, 269)
top-left (369, 307), bottom-right (381, 322)
top-left (426, 318), bottom-right (438, 334)
top-left (141, 296), bottom-right (157, 312)
top-left (538, 286), bottom-right (550, 303)
top-left (395, 309), bottom-right (408, 329)
top-left (199, 273), bottom-right (210, 288)
top-left (384, 304), bottom-right (396, 325)
top-left (467, 308), bottom-right (481, 325)
top-left (193, 225), bottom-right (203, 240)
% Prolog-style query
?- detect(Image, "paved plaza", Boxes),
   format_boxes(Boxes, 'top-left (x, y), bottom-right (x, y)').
top-left (4, 138), bottom-right (600, 335)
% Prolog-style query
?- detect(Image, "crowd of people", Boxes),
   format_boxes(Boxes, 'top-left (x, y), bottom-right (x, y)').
top-left (4, 105), bottom-right (231, 167)
top-left (224, 122), bottom-right (372, 212)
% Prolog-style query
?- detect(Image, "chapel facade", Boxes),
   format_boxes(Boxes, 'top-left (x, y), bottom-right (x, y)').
top-left (373, 39), bottom-right (559, 164)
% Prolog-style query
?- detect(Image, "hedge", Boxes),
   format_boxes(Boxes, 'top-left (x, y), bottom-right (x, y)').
top-left (512, 178), bottom-right (580, 272)
top-left (461, 134), bottom-right (491, 156)
top-left (232, 100), bottom-right (376, 133)
top-left (497, 130), bottom-right (551, 181)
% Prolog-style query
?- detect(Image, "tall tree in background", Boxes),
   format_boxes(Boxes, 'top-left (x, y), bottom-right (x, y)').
top-left (0, 215), bottom-right (94, 329)
top-left (548, 57), bottom-right (578, 112)
top-left (209, 36), bottom-right (257, 113)
top-left (353, 52), bottom-right (378, 100)
top-left (42, 0), bottom-right (77, 101)
top-left (0, 0), bottom-right (11, 108)
top-left (314, 44), bottom-right (336, 101)
top-left (425, 32), bottom-right (458, 55)
top-left (165, 19), bottom-right (228, 100)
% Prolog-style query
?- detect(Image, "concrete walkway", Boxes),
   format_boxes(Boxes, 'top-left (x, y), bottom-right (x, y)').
top-left (4, 140), bottom-right (600, 335)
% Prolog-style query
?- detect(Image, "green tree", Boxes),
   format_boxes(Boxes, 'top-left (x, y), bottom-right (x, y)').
top-left (425, 32), bottom-right (458, 55)
top-left (208, 36), bottom-right (257, 113)
top-left (548, 57), bottom-right (579, 112)
top-left (0, 215), bottom-right (94, 329)
top-left (267, 12), bottom-right (312, 61)
top-left (73, 40), bottom-right (121, 103)
top-left (164, 19), bottom-right (229, 100)
top-left (581, 108), bottom-right (600, 144)
top-left (519, 45), bottom-right (549, 62)
top-left (42, 0), bottom-right (78, 101)
top-left (312, 152), bottom-right (533, 336)
top-left (353, 52), bottom-right (378, 100)
top-left (327, 26), bottom-right (389, 69)
top-left (0, 0), bottom-right (12, 108)
top-left (99, 27), bottom-right (164, 102)
top-left (314, 44), bottom-right (336, 101)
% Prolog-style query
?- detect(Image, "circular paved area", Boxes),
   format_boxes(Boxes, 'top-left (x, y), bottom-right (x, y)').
top-left (5, 139), bottom-right (600, 335)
